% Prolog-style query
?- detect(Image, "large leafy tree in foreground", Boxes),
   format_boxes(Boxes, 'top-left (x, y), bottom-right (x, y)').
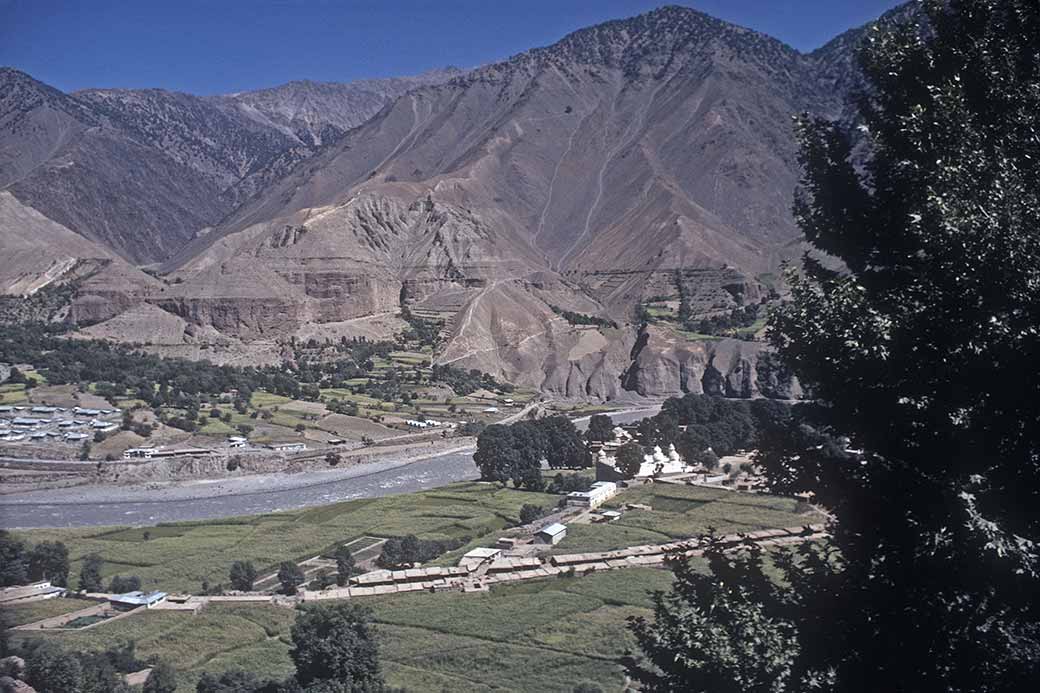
top-left (629, 1), bottom-right (1040, 690)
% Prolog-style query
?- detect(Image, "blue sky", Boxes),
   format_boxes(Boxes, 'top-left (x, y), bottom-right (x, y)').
top-left (1, 0), bottom-right (905, 95)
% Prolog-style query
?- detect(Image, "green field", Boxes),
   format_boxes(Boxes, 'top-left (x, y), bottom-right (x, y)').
top-left (9, 478), bottom-right (818, 691)
top-left (1, 597), bottom-right (92, 627)
top-left (11, 603), bottom-right (297, 692)
top-left (18, 483), bottom-right (559, 593)
top-left (12, 568), bottom-right (682, 692)
top-left (0, 382), bottom-right (28, 404)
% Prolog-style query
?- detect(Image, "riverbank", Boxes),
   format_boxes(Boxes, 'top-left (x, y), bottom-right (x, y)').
top-left (0, 404), bottom-right (661, 528)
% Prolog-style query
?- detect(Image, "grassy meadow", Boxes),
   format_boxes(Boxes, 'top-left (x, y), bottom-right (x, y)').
top-left (9, 568), bottom-right (681, 693)
top-left (18, 482), bottom-right (560, 594)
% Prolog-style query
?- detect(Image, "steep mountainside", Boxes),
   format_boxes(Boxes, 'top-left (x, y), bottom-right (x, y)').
top-left (1, 4), bottom-right (917, 399)
top-left (222, 68), bottom-right (465, 147)
top-left (0, 68), bottom-right (227, 263)
top-left (195, 6), bottom-right (837, 278)
top-left (0, 67), bottom-right (464, 264)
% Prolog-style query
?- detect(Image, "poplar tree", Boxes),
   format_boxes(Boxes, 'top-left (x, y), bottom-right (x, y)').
top-left (629, 2), bottom-right (1040, 690)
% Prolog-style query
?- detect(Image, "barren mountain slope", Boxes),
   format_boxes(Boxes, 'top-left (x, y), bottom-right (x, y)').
top-left (190, 6), bottom-right (834, 280)
top-left (0, 69), bottom-right (230, 263)
top-left (223, 68), bottom-right (465, 146)
top-left (0, 191), bottom-right (159, 322)
top-left (0, 67), bottom-right (466, 264)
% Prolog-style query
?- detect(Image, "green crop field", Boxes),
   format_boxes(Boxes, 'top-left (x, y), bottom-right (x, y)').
top-left (12, 568), bottom-right (683, 692)
top-left (11, 603), bottom-right (297, 692)
top-left (0, 382), bottom-right (28, 404)
top-left (17, 483), bottom-right (559, 593)
top-left (1, 597), bottom-right (92, 627)
top-left (542, 483), bottom-right (814, 554)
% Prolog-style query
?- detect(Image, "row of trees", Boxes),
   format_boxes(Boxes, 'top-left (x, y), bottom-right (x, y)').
top-left (429, 363), bottom-right (512, 396)
top-left (549, 305), bottom-right (619, 330)
top-left (473, 416), bottom-right (587, 490)
top-left (377, 535), bottom-right (465, 569)
top-left (229, 544), bottom-right (360, 596)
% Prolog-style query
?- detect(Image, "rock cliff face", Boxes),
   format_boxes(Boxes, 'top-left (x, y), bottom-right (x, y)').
top-left (621, 325), bottom-right (801, 399)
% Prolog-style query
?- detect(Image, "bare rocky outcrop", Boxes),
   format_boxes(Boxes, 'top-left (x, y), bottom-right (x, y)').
top-left (621, 324), bottom-right (800, 399)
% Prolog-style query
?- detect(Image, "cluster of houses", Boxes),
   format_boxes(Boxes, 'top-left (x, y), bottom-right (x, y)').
top-left (123, 445), bottom-right (215, 460)
top-left (0, 405), bottom-right (119, 444)
top-left (404, 418), bottom-right (444, 429)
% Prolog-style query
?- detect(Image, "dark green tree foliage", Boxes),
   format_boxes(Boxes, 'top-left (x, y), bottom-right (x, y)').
top-left (376, 535), bottom-right (464, 569)
top-left (25, 642), bottom-right (85, 693)
top-left (474, 416), bottom-right (588, 488)
top-left (429, 364), bottom-right (512, 395)
top-left (142, 661), bottom-right (179, 693)
top-left (78, 554), bottom-right (104, 592)
top-left (107, 575), bottom-right (141, 594)
top-left (229, 561), bottom-right (258, 592)
top-left (585, 414), bottom-right (615, 443)
top-left (21, 641), bottom-right (136, 693)
top-left (290, 603), bottom-right (382, 690)
top-left (546, 473), bottom-right (593, 495)
top-left (628, 537), bottom-right (800, 692)
top-left (637, 394), bottom-right (786, 459)
top-left (540, 416), bottom-right (587, 469)
top-left (277, 562), bottom-right (306, 595)
top-left (615, 442), bottom-right (645, 479)
top-left (519, 503), bottom-right (545, 525)
top-left (630, 2), bottom-right (1040, 690)
top-left (548, 305), bottom-right (618, 329)
top-left (473, 424), bottom-right (520, 485)
top-left (334, 545), bottom-right (356, 586)
top-left (0, 531), bottom-right (30, 586)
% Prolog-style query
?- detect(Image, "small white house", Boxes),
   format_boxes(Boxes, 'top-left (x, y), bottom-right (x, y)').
top-left (227, 436), bottom-right (248, 448)
top-left (268, 442), bottom-right (307, 452)
top-left (536, 523), bottom-right (568, 545)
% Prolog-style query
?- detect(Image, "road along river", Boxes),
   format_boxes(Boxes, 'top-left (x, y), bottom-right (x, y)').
top-left (1, 406), bottom-right (661, 528)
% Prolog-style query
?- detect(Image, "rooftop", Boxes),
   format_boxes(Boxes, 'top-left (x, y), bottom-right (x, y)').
top-left (538, 523), bottom-right (567, 536)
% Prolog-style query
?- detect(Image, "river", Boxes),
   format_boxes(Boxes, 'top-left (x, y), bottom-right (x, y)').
top-left (0, 406), bottom-right (661, 528)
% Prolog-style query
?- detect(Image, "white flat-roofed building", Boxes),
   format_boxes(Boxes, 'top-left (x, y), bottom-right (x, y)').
top-left (268, 442), bottom-right (307, 452)
top-left (0, 581), bottom-right (66, 604)
top-left (566, 481), bottom-right (618, 509)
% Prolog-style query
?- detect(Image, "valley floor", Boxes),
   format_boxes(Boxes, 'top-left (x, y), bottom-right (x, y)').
top-left (7, 474), bottom-right (818, 692)
top-left (1, 406), bottom-right (664, 528)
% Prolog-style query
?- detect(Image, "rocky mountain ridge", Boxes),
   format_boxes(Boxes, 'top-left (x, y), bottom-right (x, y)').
top-left (0, 66), bottom-right (464, 263)
top-left (0, 4), bottom-right (918, 399)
